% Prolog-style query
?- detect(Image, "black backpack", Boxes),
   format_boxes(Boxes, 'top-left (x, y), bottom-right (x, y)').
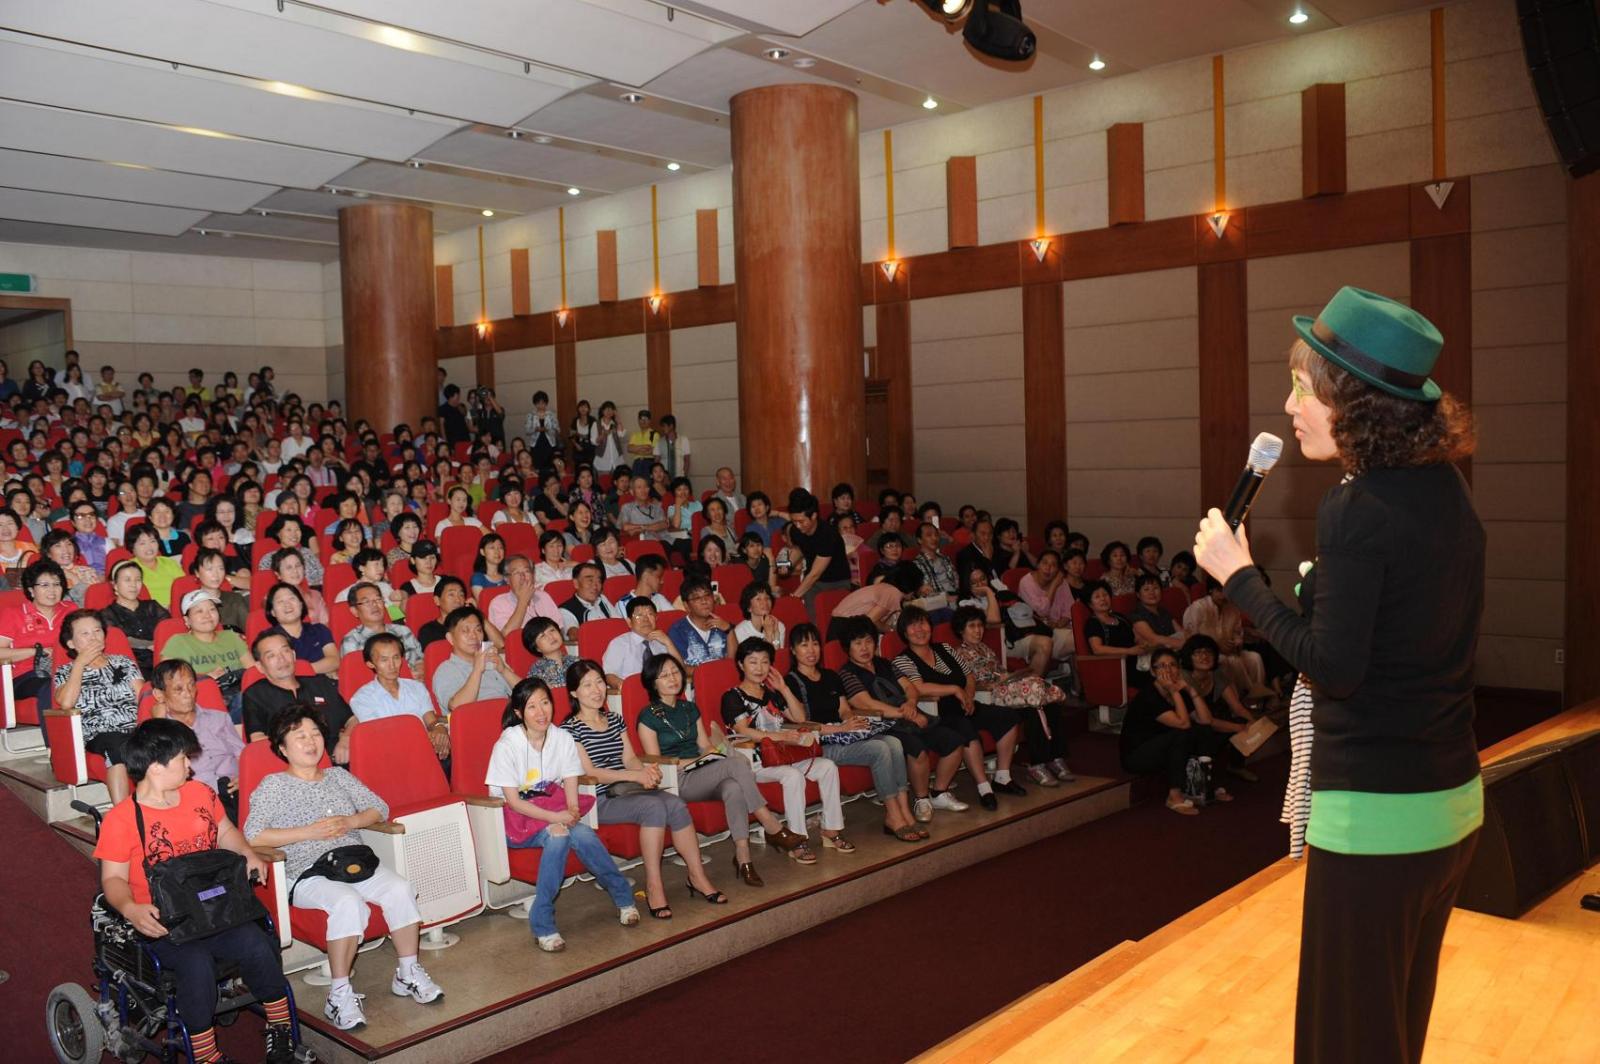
top-left (134, 801), bottom-right (268, 945)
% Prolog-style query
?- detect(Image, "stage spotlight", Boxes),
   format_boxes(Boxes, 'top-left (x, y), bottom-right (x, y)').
top-left (919, 0), bottom-right (976, 19)
top-left (963, 1), bottom-right (1035, 63)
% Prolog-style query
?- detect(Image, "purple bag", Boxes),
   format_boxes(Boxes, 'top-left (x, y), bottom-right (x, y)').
top-left (503, 791), bottom-right (596, 844)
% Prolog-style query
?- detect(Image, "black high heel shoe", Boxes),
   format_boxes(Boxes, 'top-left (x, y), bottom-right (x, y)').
top-left (685, 879), bottom-right (729, 904)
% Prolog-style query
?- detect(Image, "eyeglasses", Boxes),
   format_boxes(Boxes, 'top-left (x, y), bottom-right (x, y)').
top-left (1289, 370), bottom-right (1314, 404)
top-left (1153, 662), bottom-right (1181, 673)
top-left (73, 511), bottom-right (97, 520)
top-left (31, 581), bottom-right (62, 590)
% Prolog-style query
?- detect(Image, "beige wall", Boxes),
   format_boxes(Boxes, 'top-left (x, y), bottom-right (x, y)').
top-left (908, 289), bottom-right (1026, 526)
top-left (0, 310), bottom-right (66, 369)
top-left (1062, 266), bottom-right (1201, 560)
top-left (0, 240), bottom-right (332, 401)
top-left (668, 322), bottom-right (738, 492)
top-left (574, 333), bottom-right (648, 429)
top-left (494, 346), bottom-right (559, 447)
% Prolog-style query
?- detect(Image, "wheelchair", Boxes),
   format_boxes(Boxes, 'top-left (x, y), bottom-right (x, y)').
top-left (46, 893), bottom-right (317, 1063)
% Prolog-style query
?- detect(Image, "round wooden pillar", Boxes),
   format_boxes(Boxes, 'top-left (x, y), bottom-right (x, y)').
top-left (731, 84), bottom-right (865, 498)
top-left (339, 203), bottom-right (436, 433)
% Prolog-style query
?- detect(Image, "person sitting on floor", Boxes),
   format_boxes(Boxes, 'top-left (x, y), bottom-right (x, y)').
top-left (1118, 648), bottom-right (1234, 816)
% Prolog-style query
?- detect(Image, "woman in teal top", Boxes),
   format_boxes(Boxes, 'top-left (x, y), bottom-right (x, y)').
top-left (1196, 287), bottom-right (1481, 1064)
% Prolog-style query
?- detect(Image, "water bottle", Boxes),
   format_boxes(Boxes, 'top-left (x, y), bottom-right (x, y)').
top-left (1184, 755), bottom-right (1213, 806)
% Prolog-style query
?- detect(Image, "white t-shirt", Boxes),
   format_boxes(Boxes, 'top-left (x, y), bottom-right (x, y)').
top-left (485, 724), bottom-right (583, 795)
top-left (434, 516), bottom-right (485, 539)
top-left (106, 508), bottom-right (145, 547)
top-left (280, 436), bottom-right (313, 462)
top-left (733, 618), bottom-right (786, 649)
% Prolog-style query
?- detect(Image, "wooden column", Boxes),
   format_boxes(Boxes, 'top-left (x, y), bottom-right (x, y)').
top-left (1301, 83), bottom-right (1347, 198)
top-left (730, 84), bottom-right (864, 497)
top-left (947, 156), bottom-right (978, 248)
top-left (874, 298), bottom-right (913, 490)
top-left (434, 264), bottom-right (453, 327)
top-left (1107, 123), bottom-right (1145, 225)
top-left (645, 306), bottom-right (672, 419)
top-left (1022, 283), bottom-right (1065, 535)
top-left (596, 230), bottom-right (618, 302)
top-left (553, 310), bottom-right (577, 435)
top-left (1197, 260), bottom-right (1249, 512)
top-left (509, 248), bottom-right (531, 315)
top-left (696, 209), bottom-right (720, 287)
top-left (1568, 170), bottom-right (1600, 703)
top-left (340, 202), bottom-right (437, 432)
top-left (1409, 234), bottom-right (1472, 479)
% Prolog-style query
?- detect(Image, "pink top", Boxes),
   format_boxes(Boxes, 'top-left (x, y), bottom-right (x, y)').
top-left (830, 581), bottom-right (904, 622)
top-left (1019, 573), bottom-right (1075, 626)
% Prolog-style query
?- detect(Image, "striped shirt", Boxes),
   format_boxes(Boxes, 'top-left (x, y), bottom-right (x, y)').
top-left (560, 712), bottom-right (626, 796)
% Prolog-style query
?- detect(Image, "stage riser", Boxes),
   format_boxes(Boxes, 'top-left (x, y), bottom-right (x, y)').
top-left (299, 782), bottom-right (1131, 1064)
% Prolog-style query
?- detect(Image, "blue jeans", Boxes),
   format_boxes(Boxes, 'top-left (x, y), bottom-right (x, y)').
top-left (508, 823), bottom-right (634, 937)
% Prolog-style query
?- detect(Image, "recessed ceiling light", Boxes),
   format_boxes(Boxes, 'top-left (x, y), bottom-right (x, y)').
top-left (507, 129), bottom-right (523, 139)
top-left (763, 47), bottom-right (790, 60)
top-left (351, 191), bottom-right (368, 199)
top-left (939, 0), bottom-right (975, 17)
top-left (1089, 56), bottom-right (1105, 71)
top-left (619, 92), bottom-right (644, 103)
top-left (481, 209), bottom-right (495, 217)
top-left (255, 208), bottom-right (270, 217)
top-left (922, 95), bottom-right (938, 110)
top-left (406, 160), bottom-right (424, 169)
top-left (195, 228), bottom-right (210, 236)
top-left (666, 162), bottom-right (681, 171)
top-left (792, 57), bottom-right (816, 69)
top-left (533, 135), bottom-right (552, 144)
top-left (566, 187), bottom-right (581, 196)
top-left (1289, 8), bottom-right (1309, 24)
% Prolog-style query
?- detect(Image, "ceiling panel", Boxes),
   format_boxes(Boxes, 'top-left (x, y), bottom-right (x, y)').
top-left (327, 161), bottom-right (578, 214)
top-left (0, 37), bottom-right (460, 163)
top-left (314, 0), bottom-right (738, 87)
top-left (521, 95), bottom-right (732, 168)
top-left (1023, 0), bottom-right (1285, 70)
top-left (419, 129), bottom-right (676, 193)
top-left (0, 148), bottom-right (277, 213)
top-left (1, 0), bottom-right (584, 125)
top-left (196, 211), bottom-right (339, 244)
top-left (660, 0), bottom-right (864, 36)
top-left (0, 187), bottom-right (209, 236)
top-left (0, 100), bottom-right (360, 189)
top-left (0, 218), bottom-right (334, 261)
top-left (643, 48), bottom-right (928, 131)
top-left (255, 188), bottom-right (490, 233)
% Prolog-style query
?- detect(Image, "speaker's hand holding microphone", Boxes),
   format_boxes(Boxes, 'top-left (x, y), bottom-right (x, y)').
top-left (1194, 432), bottom-right (1283, 585)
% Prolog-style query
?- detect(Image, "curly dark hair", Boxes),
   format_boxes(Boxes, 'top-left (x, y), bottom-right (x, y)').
top-left (1291, 340), bottom-right (1474, 475)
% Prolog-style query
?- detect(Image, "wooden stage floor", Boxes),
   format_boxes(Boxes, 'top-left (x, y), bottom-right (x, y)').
top-left (922, 704), bottom-right (1600, 1064)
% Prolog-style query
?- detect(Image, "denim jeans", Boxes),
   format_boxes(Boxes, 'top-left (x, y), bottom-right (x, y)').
top-left (509, 822), bottom-right (634, 937)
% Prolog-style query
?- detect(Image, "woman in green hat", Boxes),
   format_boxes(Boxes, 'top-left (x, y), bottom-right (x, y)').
top-left (1194, 286), bottom-right (1480, 1064)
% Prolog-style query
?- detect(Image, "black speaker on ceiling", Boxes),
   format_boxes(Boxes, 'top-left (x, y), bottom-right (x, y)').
top-left (1455, 729), bottom-right (1600, 919)
top-left (1517, 0), bottom-right (1600, 177)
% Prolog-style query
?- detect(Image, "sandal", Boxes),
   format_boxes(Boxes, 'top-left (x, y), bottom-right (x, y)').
top-left (883, 825), bottom-right (921, 843)
top-left (1166, 797), bottom-right (1199, 816)
top-left (766, 827), bottom-right (807, 852)
top-left (645, 891), bottom-right (673, 919)
top-left (822, 833), bottom-right (856, 853)
top-left (536, 933), bottom-right (566, 952)
top-left (685, 880), bottom-right (729, 904)
top-left (787, 843), bottom-right (818, 865)
top-left (732, 859), bottom-right (764, 887)
top-left (1212, 788), bottom-right (1234, 803)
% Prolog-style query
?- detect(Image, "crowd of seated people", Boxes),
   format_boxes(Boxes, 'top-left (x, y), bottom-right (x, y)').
top-left (0, 354), bottom-right (1286, 1050)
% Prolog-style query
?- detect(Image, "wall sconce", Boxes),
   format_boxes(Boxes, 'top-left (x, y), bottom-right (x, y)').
top-left (555, 308), bottom-right (569, 327)
top-left (647, 294), bottom-right (664, 314)
top-left (1206, 211), bottom-right (1229, 239)
top-left (1029, 237), bottom-right (1050, 262)
top-left (880, 260), bottom-right (900, 282)
top-left (474, 321), bottom-right (490, 339)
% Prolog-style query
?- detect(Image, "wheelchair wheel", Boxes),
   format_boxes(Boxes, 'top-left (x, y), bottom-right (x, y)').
top-left (45, 983), bottom-right (105, 1064)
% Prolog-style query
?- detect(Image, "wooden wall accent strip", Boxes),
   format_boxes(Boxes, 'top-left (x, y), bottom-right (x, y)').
top-left (554, 336), bottom-right (577, 438)
top-left (696, 209), bottom-right (720, 287)
top-left (1022, 283), bottom-right (1066, 536)
top-left (1408, 233), bottom-right (1472, 407)
top-left (947, 155), bottom-right (979, 248)
top-left (1060, 215), bottom-right (1196, 280)
top-left (434, 264), bottom-right (453, 327)
top-left (1566, 170), bottom-right (1600, 702)
top-left (645, 327), bottom-right (672, 418)
top-left (667, 284), bottom-right (738, 330)
top-left (474, 345), bottom-right (495, 390)
top-left (1244, 186), bottom-right (1409, 258)
top-left (596, 230), bottom-right (618, 303)
top-left (874, 300), bottom-right (914, 489)
top-left (577, 299), bottom-right (644, 342)
top-left (1197, 260), bottom-right (1249, 518)
top-left (1106, 123), bottom-right (1145, 225)
top-left (905, 242), bottom-right (1020, 300)
top-left (1409, 177), bottom-right (1471, 238)
top-left (509, 248), bottom-right (531, 316)
top-left (1301, 83), bottom-right (1347, 198)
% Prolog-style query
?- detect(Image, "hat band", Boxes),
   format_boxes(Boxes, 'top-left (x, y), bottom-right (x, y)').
top-left (1310, 319), bottom-right (1428, 391)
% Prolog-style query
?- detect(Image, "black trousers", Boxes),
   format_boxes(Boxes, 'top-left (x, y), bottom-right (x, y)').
top-left (1017, 702), bottom-right (1071, 762)
top-left (1296, 832), bottom-right (1479, 1064)
top-left (145, 921), bottom-right (290, 1032)
top-left (1121, 724), bottom-right (1229, 790)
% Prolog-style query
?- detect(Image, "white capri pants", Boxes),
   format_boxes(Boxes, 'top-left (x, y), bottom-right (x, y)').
top-left (755, 757), bottom-right (843, 834)
top-left (292, 866), bottom-right (422, 942)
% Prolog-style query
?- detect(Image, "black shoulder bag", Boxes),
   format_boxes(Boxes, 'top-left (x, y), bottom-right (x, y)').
top-left (288, 845), bottom-right (379, 905)
top-left (134, 801), bottom-right (268, 945)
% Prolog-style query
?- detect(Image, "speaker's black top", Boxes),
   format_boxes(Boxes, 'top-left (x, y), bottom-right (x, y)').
top-left (1227, 462), bottom-right (1484, 795)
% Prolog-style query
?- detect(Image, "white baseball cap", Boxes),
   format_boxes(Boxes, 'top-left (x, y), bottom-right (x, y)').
top-left (180, 588), bottom-right (220, 615)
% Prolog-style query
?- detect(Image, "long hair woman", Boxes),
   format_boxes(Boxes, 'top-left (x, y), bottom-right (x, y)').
top-left (1194, 287), bottom-right (1479, 1064)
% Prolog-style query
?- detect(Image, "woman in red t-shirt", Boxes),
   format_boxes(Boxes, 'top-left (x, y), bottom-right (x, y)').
top-left (93, 719), bottom-right (296, 1063)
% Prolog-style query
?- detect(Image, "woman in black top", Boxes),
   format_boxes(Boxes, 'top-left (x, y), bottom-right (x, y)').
top-left (100, 558), bottom-right (167, 679)
top-left (1118, 648), bottom-right (1232, 814)
top-left (1194, 286), bottom-right (1481, 1064)
top-left (1081, 580), bottom-right (1152, 690)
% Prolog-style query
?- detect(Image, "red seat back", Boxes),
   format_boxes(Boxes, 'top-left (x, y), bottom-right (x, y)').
top-left (813, 588), bottom-right (851, 636)
top-left (449, 699), bottom-right (506, 797)
top-left (349, 715), bottom-right (449, 810)
top-left (576, 618), bottom-right (628, 664)
top-left (622, 540), bottom-right (665, 562)
top-left (237, 739), bottom-right (329, 830)
top-left (712, 564), bottom-right (752, 603)
top-left (153, 617), bottom-right (188, 661)
top-left (423, 640), bottom-right (454, 689)
top-left (690, 658), bottom-right (738, 731)
top-left (602, 575), bottom-right (635, 603)
top-left (771, 594), bottom-right (809, 632)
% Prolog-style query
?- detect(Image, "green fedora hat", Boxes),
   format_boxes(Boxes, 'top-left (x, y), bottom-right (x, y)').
top-left (1292, 286), bottom-right (1443, 401)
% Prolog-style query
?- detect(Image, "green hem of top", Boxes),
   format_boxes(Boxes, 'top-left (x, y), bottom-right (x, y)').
top-left (1305, 776), bottom-right (1483, 855)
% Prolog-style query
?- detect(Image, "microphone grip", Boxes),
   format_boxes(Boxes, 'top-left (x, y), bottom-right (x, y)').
top-left (1223, 471), bottom-right (1265, 530)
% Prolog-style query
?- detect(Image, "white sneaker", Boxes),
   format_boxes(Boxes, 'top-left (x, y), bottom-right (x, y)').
top-left (324, 986), bottom-right (367, 1030)
top-left (1027, 764), bottom-right (1060, 788)
top-left (1049, 758), bottom-right (1077, 783)
top-left (931, 791), bottom-right (970, 812)
top-left (913, 797), bottom-right (933, 823)
top-left (391, 963), bottom-right (444, 1004)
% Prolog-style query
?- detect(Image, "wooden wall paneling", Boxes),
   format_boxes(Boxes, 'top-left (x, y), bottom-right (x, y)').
top-left (695, 209), bottom-right (720, 287)
top-left (1197, 208), bottom-right (1248, 263)
top-left (1059, 215), bottom-right (1197, 280)
top-left (509, 248), bottom-right (531, 316)
top-left (1022, 283), bottom-right (1066, 535)
top-left (1244, 186), bottom-right (1409, 258)
top-left (474, 344), bottom-right (495, 390)
top-left (947, 156), bottom-right (979, 248)
top-left (436, 314), bottom-right (550, 359)
top-left (1408, 233), bottom-right (1472, 483)
top-left (1410, 178), bottom-right (1471, 238)
top-left (1197, 260), bottom-right (1250, 517)
top-left (341, 203), bottom-right (438, 432)
top-left (1106, 123), bottom-right (1146, 225)
top-left (434, 264), bottom-right (453, 327)
top-left (905, 242), bottom-right (1019, 300)
top-left (1567, 170), bottom-right (1600, 703)
top-left (645, 303), bottom-right (672, 417)
top-left (874, 300), bottom-right (914, 490)
top-left (554, 309), bottom-right (578, 434)
top-left (1301, 83), bottom-right (1347, 198)
top-left (667, 285), bottom-right (738, 330)
top-left (575, 299), bottom-right (645, 342)
top-left (1018, 235), bottom-right (1063, 286)
top-left (596, 230), bottom-right (618, 303)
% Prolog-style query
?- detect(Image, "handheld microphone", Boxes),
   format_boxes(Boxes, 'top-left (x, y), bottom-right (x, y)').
top-left (1224, 432), bottom-right (1284, 529)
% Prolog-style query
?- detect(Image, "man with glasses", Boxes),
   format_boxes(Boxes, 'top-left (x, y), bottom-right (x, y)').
top-left (0, 560), bottom-right (70, 745)
top-left (667, 577), bottom-right (733, 674)
top-left (338, 582), bottom-right (424, 671)
top-left (71, 504), bottom-right (109, 572)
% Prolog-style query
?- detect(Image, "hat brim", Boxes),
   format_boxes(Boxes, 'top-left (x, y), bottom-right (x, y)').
top-left (1292, 316), bottom-right (1441, 402)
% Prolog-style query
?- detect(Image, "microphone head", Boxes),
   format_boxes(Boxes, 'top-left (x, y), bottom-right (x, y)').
top-left (1247, 432), bottom-right (1284, 474)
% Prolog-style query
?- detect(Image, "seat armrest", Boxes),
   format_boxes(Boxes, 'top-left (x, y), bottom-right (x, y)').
top-left (253, 845), bottom-right (287, 862)
top-left (639, 754), bottom-right (687, 765)
top-left (252, 850), bottom-right (291, 948)
top-left (365, 820), bottom-right (406, 835)
top-left (791, 720), bottom-right (823, 730)
top-left (462, 795), bottom-right (504, 808)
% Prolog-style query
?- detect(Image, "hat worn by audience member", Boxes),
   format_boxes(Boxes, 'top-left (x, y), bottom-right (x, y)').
top-left (180, 588), bottom-right (220, 615)
top-left (1292, 286), bottom-right (1443, 401)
